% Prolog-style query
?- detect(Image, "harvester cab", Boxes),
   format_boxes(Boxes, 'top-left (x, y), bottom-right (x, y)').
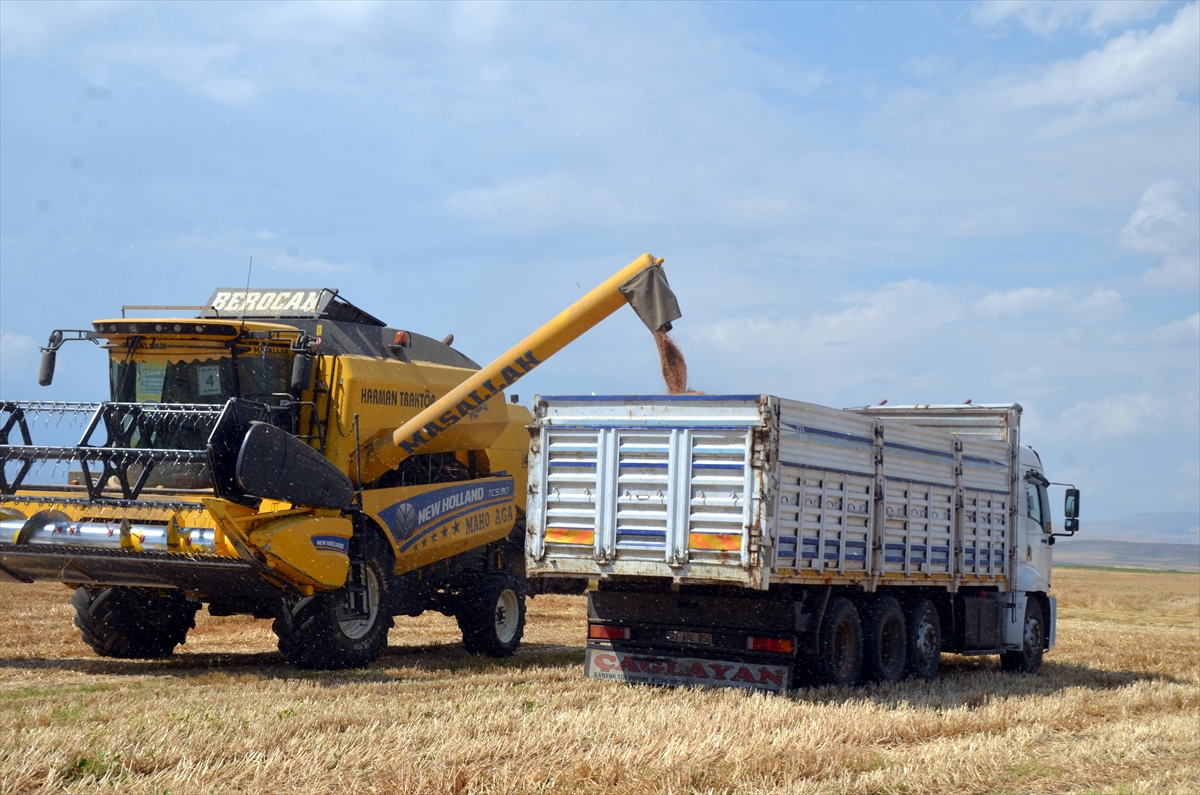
top-left (1, 255), bottom-right (682, 670)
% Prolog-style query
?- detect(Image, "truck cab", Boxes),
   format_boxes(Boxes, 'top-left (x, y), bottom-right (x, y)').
top-left (1018, 446), bottom-right (1053, 596)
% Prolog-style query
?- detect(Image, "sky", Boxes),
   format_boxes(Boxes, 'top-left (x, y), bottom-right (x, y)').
top-left (0, 0), bottom-right (1197, 522)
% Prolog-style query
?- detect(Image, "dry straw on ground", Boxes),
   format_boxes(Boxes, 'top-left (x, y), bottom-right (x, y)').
top-left (1, 568), bottom-right (1197, 794)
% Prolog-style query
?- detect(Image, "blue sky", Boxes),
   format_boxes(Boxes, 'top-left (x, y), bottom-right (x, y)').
top-left (1, 0), bottom-right (1197, 521)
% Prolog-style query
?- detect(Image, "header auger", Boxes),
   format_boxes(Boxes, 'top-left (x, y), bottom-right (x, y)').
top-left (0, 254), bottom-right (681, 669)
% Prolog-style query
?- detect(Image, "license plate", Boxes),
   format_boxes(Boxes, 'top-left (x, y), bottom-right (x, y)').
top-left (667, 630), bottom-right (713, 646)
top-left (585, 648), bottom-right (790, 692)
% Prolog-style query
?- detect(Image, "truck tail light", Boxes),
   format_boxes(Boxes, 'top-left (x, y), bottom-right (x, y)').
top-left (747, 636), bottom-right (793, 654)
top-left (588, 624), bottom-right (631, 640)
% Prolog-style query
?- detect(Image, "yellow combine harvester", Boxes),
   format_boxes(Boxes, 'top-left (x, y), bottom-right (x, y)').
top-left (0, 254), bottom-right (680, 669)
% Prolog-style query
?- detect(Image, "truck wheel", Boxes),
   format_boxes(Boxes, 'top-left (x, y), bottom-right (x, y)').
top-left (72, 586), bottom-right (198, 659)
top-left (273, 530), bottom-right (396, 670)
top-left (811, 596), bottom-right (862, 686)
top-left (1000, 598), bottom-right (1044, 674)
top-left (860, 595), bottom-right (906, 683)
top-left (456, 571), bottom-right (526, 658)
top-left (540, 577), bottom-right (589, 595)
top-left (903, 599), bottom-right (941, 681)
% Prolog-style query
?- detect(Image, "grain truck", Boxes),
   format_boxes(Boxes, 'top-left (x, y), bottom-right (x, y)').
top-left (0, 255), bottom-right (681, 669)
top-left (525, 395), bottom-right (1081, 691)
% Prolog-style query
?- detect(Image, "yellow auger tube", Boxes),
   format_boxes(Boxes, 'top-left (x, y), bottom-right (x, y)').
top-left (358, 253), bottom-right (666, 481)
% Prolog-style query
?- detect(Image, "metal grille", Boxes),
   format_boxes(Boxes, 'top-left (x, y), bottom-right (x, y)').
top-left (541, 430), bottom-right (601, 556)
top-left (784, 470), bottom-right (873, 574)
top-left (686, 431), bottom-right (751, 563)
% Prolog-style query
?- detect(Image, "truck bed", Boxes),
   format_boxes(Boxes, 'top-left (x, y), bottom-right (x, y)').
top-left (526, 395), bottom-right (1020, 591)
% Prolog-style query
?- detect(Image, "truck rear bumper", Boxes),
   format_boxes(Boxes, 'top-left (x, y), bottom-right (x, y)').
top-left (584, 645), bottom-right (791, 693)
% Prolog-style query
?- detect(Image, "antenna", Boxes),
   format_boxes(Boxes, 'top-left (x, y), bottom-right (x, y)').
top-left (239, 256), bottom-right (253, 331)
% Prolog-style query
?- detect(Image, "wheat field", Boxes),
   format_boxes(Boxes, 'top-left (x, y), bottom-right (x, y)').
top-left (0, 568), bottom-right (1196, 794)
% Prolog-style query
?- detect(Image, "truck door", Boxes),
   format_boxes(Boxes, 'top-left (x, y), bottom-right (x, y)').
top-left (1022, 475), bottom-right (1052, 587)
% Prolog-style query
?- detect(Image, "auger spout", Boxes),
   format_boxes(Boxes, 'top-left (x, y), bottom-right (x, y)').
top-left (355, 253), bottom-right (680, 484)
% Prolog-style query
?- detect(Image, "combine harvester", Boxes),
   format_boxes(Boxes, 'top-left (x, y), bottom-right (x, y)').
top-left (0, 255), bottom-right (681, 669)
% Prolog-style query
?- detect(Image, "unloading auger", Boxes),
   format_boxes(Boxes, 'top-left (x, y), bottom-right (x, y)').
top-left (0, 254), bottom-right (681, 669)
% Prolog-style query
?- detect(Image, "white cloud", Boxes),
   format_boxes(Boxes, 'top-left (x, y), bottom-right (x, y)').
top-left (1069, 288), bottom-right (1125, 323)
top-left (110, 43), bottom-right (263, 105)
top-left (1120, 178), bottom-right (1200, 290)
top-left (1060, 393), bottom-right (1171, 441)
top-left (972, 1), bottom-right (1168, 36)
top-left (977, 286), bottom-right (1059, 317)
top-left (1121, 179), bottom-right (1200, 254)
top-left (1034, 84), bottom-right (1185, 140)
top-left (1001, 3), bottom-right (1199, 107)
top-left (1144, 255), bottom-right (1200, 290)
top-left (1146, 313), bottom-right (1200, 345)
top-left (0, 1), bottom-right (128, 55)
top-left (976, 286), bottom-right (1124, 322)
top-left (0, 331), bottom-right (38, 397)
top-left (708, 280), bottom-right (962, 356)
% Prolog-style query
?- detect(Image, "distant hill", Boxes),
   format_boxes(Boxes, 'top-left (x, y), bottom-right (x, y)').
top-left (1078, 512), bottom-right (1199, 544)
top-left (1053, 539), bottom-right (1200, 572)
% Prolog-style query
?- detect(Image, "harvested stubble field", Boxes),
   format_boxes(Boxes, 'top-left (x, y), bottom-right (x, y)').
top-left (0, 569), bottom-right (1196, 795)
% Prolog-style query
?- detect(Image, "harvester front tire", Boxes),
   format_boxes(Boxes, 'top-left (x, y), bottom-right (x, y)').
top-left (456, 571), bottom-right (526, 658)
top-left (860, 595), bottom-right (906, 683)
top-left (1000, 597), bottom-right (1044, 674)
top-left (273, 530), bottom-right (396, 670)
top-left (72, 586), bottom-right (198, 659)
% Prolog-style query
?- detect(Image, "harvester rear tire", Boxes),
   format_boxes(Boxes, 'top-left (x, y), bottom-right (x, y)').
top-left (273, 530), bottom-right (396, 670)
top-left (456, 571), bottom-right (526, 658)
top-left (72, 586), bottom-right (198, 659)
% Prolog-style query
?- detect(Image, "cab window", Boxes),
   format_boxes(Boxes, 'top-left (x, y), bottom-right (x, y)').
top-left (1026, 480), bottom-right (1047, 532)
top-left (111, 353), bottom-right (290, 405)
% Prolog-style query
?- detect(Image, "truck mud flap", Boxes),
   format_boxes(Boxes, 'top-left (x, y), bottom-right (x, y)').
top-left (0, 543), bottom-right (284, 601)
top-left (584, 647), bottom-right (790, 693)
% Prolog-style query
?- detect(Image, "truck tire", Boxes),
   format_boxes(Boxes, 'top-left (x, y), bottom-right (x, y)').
top-left (903, 599), bottom-right (941, 681)
top-left (860, 595), bottom-right (906, 683)
top-left (273, 530), bottom-right (396, 670)
top-left (1000, 597), bottom-right (1044, 674)
top-left (810, 596), bottom-right (862, 686)
top-left (456, 571), bottom-right (526, 658)
top-left (540, 577), bottom-right (589, 595)
top-left (72, 585), bottom-right (198, 659)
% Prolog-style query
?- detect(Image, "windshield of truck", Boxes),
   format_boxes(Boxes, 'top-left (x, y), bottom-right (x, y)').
top-left (110, 352), bottom-right (291, 405)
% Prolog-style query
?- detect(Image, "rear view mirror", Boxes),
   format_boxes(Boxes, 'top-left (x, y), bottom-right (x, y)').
top-left (38, 330), bottom-right (64, 387)
top-left (1064, 488), bottom-right (1080, 519)
top-left (290, 352), bottom-right (313, 394)
top-left (1063, 488), bottom-right (1080, 534)
top-left (37, 350), bottom-right (56, 387)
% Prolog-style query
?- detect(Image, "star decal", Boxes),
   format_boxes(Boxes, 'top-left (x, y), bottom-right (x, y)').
top-left (452, 521), bottom-right (461, 535)
top-left (441, 527), bottom-right (449, 539)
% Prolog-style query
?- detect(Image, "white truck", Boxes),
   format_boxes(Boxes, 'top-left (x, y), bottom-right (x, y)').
top-left (525, 395), bottom-right (1080, 692)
